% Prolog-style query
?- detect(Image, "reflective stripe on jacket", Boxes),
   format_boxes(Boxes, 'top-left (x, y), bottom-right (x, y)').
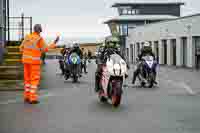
top-left (20, 32), bottom-right (56, 64)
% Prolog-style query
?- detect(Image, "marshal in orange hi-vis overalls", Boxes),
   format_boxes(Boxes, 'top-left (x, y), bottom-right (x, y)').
top-left (19, 32), bottom-right (56, 103)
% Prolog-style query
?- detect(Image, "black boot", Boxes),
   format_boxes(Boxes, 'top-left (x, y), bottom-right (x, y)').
top-left (132, 75), bottom-right (136, 84)
top-left (153, 70), bottom-right (158, 84)
top-left (95, 73), bottom-right (100, 92)
top-left (132, 69), bottom-right (139, 84)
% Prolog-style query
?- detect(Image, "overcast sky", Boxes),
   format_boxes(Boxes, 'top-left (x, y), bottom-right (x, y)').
top-left (10, 0), bottom-right (200, 40)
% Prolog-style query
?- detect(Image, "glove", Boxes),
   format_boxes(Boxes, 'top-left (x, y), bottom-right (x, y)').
top-left (54, 36), bottom-right (60, 44)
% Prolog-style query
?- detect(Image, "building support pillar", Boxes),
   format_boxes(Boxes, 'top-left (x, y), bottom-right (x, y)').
top-left (187, 36), bottom-right (195, 68)
top-left (167, 40), bottom-right (173, 65)
top-left (159, 41), bottom-right (164, 64)
top-left (151, 42), bottom-right (155, 53)
top-left (176, 38), bottom-right (183, 66)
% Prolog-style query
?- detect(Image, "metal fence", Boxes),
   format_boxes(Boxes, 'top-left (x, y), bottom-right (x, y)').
top-left (8, 13), bottom-right (32, 41)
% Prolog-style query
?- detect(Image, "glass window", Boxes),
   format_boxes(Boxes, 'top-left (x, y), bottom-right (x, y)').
top-left (121, 24), bottom-right (128, 36)
top-left (122, 9), bottom-right (128, 15)
top-left (132, 9), bottom-right (136, 14)
top-left (135, 9), bottom-right (140, 14)
top-left (127, 9), bottom-right (132, 15)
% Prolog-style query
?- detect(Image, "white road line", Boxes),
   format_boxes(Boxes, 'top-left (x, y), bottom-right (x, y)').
top-left (165, 79), bottom-right (196, 95)
top-left (181, 82), bottom-right (196, 95)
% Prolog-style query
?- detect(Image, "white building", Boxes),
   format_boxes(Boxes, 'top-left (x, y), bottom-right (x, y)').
top-left (126, 14), bottom-right (200, 69)
top-left (0, 0), bottom-right (6, 45)
top-left (104, 2), bottom-right (183, 58)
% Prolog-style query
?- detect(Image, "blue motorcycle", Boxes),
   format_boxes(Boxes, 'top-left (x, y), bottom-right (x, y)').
top-left (64, 52), bottom-right (81, 82)
top-left (138, 55), bottom-right (157, 88)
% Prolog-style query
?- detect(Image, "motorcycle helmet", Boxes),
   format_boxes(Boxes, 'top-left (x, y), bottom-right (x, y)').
top-left (65, 45), bottom-right (71, 49)
top-left (143, 42), bottom-right (150, 47)
top-left (34, 24), bottom-right (42, 33)
top-left (143, 42), bottom-right (152, 52)
top-left (73, 43), bottom-right (79, 48)
top-left (106, 36), bottom-right (120, 49)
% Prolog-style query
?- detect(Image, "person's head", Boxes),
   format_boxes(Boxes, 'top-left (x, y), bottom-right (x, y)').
top-left (73, 43), bottom-right (79, 49)
top-left (143, 42), bottom-right (152, 51)
top-left (65, 45), bottom-right (70, 49)
top-left (106, 36), bottom-right (120, 49)
top-left (34, 24), bottom-right (42, 33)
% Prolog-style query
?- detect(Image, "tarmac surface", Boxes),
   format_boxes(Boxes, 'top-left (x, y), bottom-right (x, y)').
top-left (0, 59), bottom-right (200, 133)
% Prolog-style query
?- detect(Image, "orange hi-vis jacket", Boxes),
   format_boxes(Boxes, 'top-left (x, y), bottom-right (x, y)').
top-left (20, 32), bottom-right (56, 65)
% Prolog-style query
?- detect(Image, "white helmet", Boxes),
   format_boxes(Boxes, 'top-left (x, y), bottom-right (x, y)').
top-left (144, 42), bottom-right (150, 47)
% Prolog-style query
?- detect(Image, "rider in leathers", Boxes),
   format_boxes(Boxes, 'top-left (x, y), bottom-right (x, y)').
top-left (132, 42), bottom-right (157, 84)
top-left (69, 43), bottom-right (83, 76)
top-left (69, 43), bottom-right (83, 59)
top-left (95, 37), bottom-right (128, 92)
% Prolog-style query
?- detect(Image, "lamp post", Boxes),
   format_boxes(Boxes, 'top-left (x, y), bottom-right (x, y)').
top-left (21, 13), bottom-right (24, 40)
top-left (7, 0), bottom-right (10, 42)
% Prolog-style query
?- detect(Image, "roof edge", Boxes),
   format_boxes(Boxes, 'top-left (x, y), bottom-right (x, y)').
top-left (111, 2), bottom-right (185, 8)
top-left (129, 13), bottom-right (200, 29)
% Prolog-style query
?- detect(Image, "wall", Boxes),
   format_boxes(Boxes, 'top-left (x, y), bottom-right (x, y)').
top-left (127, 14), bottom-right (200, 68)
top-left (128, 15), bottom-right (200, 42)
top-left (138, 5), bottom-right (181, 16)
top-left (80, 44), bottom-right (97, 56)
top-left (117, 4), bottom-right (181, 17)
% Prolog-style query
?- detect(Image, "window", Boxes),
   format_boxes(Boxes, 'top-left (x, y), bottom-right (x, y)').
top-left (120, 8), bottom-right (140, 15)
top-left (120, 24), bottom-right (128, 36)
top-left (127, 9), bottom-right (132, 15)
top-left (122, 9), bottom-right (128, 15)
top-left (135, 9), bottom-right (140, 14)
top-left (131, 9), bottom-right (139, 15)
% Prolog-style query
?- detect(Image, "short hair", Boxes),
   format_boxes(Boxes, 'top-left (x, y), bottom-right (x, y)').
top-left (34, 24), bottom-right (42, 33)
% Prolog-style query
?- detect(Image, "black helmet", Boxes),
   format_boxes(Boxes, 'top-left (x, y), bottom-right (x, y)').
top-left (73, 43), bottom-right (79, 48)
top-left (34, 24), bottom-right (42, 33)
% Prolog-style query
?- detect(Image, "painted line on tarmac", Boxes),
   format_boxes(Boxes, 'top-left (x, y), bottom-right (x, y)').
top-left (166, 79), bottom-right (196, 95)
top-left (0, 92), bottom-right (56, 105)
top-left (180, 82), bottom-right (196, 95)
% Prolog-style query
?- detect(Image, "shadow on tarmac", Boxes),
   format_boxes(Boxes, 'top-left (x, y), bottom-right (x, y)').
top-left (88, 99), bottom-right (129, 114)
top-left (131, 85), bottom-right (160, 91)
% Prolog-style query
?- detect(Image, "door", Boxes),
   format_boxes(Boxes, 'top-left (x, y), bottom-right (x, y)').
top-left (126, 48), bottom-right (129, 62)
top-left (171, 39), bottom-right (176, 66)
top-left (130, 44), bottom-right (133, 64)
top-left (181, 37), bottom-right (187, 67)
top-left (154, 41), bottom-right (159, 63)
top-left (162, 40), bottom-right (167, 65)
top-left (194, 37), bottom-right (200, 69)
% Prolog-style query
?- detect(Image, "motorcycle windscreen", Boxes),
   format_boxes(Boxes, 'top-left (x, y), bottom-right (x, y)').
top-left (107, 54), bottom-right (127, 76)
top-left (143, 56), bottom-right (154, 68)
top-left (68, 53), bottom-right (81, 65)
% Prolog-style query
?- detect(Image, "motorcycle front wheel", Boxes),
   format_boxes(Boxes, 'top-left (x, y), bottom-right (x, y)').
top-left (72, 75), bottom-right (78, 83)
top-left (111, 80), bottom-right (122, 107)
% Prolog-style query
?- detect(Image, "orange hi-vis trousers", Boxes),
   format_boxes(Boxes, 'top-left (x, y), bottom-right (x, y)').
top-left (24, 64), bottom-right (41, 102)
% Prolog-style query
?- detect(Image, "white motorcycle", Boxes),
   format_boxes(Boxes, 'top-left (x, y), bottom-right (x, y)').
top-left (98, 54), bottom-right (127, 107)
top-left (138, 55), bottom-right (157, 88)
